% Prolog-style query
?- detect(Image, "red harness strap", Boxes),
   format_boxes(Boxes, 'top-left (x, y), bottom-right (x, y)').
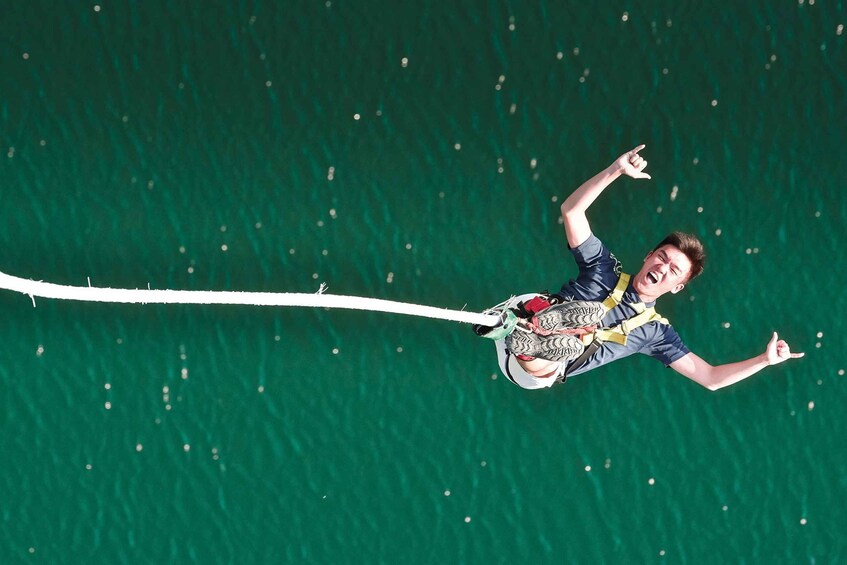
top-left (522, 295), bottom-right (552, 314)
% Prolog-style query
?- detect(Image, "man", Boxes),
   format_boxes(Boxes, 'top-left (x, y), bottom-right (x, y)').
top-left (488, 145), bottom-right (803, 390)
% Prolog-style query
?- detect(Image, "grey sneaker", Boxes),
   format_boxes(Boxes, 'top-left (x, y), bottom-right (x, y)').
top-left (505, 330), bottom-right (585, 362)
top-left (532, 300), bottom-right (604, 333)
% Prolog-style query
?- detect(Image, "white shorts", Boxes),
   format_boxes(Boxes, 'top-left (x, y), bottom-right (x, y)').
top-left (493, 293), bottom-right (566, 390)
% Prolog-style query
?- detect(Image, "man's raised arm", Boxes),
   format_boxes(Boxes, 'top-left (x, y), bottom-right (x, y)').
top-left (670, 333), bottom-right (805, 391)
top-left (560, 145), bottom-right (651, 248)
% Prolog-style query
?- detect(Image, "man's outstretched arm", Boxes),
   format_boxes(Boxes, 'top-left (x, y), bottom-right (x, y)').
top-left (560, 145), bottom-right (651, 248)
top-left (670, 332), bottom-right (804, 391)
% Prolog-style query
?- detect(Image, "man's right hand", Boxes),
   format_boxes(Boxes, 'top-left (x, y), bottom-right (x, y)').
top-left (561, 144), bottom-right (651, 248)
top-left (615, 144), bottom-right (651, 180)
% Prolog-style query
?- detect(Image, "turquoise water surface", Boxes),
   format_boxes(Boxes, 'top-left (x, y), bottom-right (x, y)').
top-left (2, 2), bottom-right (846, 563)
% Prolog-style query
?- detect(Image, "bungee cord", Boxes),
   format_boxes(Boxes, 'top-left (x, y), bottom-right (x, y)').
top-left (0, 271), bottom-right (501, 327)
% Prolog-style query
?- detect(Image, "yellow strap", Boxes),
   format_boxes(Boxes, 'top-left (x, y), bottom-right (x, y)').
top-left (590, 272), bottom-right (669, 346)
top-left (593, 330), bottom-right (628, 345)
top-left (594, 310), bottom-right (668, 347)
top-left (601, 273), bottom-right (630, 312)
top-left (620, 307), bottom-right (667, 335)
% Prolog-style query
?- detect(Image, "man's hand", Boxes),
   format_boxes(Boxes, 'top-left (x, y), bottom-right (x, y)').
top-left (560, 144), bottom-right (652, 248)
top-left (615, 144), bottom-right (651, 180)
top-left (765, 332), bottom-right (805, 366)
top-left (672, 333), bottom-right (804, 390)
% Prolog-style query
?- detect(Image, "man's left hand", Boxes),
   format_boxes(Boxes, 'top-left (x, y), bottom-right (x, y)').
top-left (766, 332), bottom-right (804, 365)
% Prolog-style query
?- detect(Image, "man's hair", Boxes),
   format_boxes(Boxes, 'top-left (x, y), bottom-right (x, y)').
top-left (653, 232), bottom-right (705, 283)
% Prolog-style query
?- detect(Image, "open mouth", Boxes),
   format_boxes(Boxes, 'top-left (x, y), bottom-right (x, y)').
top-left (646, 272), bottom-right (660, 284)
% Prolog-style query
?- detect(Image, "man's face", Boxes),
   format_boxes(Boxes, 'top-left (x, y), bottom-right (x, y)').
top-left (632, 245), bottom-right (693, 300)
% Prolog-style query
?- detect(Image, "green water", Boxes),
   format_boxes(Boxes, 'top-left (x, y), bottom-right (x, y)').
top-left (2, 1), bottom-right (846, 563)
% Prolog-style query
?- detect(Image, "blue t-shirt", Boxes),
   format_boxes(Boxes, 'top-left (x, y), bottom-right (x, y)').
top-left (554, 234), bottom-right (689, 376)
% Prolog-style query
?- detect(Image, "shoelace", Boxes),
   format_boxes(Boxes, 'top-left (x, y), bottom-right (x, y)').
top-left (522, 318), bottom-right (598, 338)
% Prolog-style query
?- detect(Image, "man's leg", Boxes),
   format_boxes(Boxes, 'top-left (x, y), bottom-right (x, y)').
top-left (516, 357), bottom-right (561, 378)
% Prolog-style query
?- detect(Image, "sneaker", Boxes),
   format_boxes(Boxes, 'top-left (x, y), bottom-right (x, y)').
top-left (532, 300), bottom-right (604, 333)
top-left (505, 329), bottom-right (584, 362)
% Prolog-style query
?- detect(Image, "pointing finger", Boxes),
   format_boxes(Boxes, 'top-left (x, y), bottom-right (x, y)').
top-left (631, 144), bottom-right (646, 154)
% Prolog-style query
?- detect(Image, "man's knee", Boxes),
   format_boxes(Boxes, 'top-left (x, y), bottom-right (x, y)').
top-left (516, 357), bottom-right (561, 378)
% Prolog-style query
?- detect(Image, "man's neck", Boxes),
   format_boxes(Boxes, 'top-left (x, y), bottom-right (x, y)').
top-left (635, 291), bottom-right (660, 305)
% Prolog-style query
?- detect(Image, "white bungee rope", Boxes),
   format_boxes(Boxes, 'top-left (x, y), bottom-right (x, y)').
top-left (0, 271), bottom-right (501, 327)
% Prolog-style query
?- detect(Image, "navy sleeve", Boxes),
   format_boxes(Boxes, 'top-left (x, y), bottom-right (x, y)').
top-left (559, 234), bottom-right (622, 301)
top-left (640, 323), bottom-right (690, 366)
